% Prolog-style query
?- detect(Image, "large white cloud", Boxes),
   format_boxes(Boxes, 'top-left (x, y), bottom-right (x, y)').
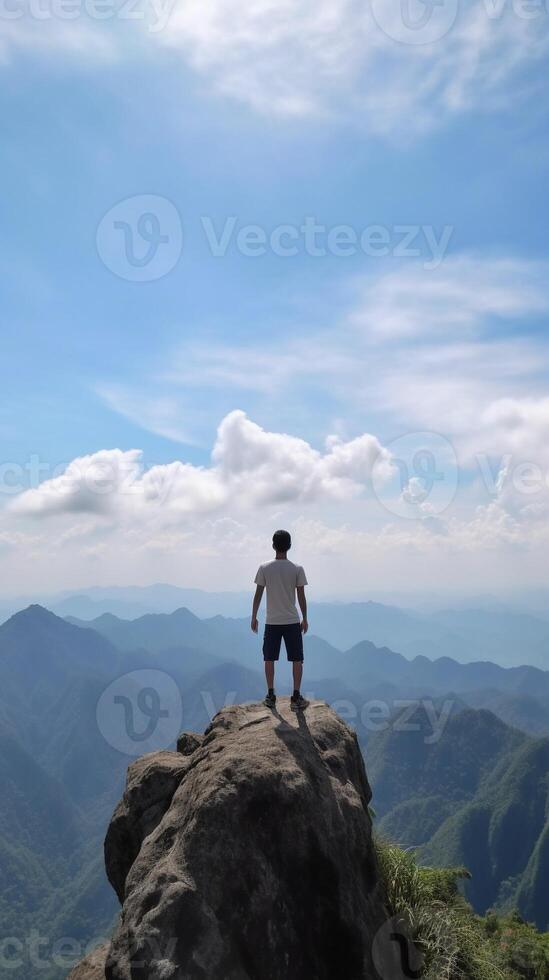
top-left (9, 449), bottom-right (143, 517)
top-left (9, 410), bottom-right (391, 520)
top-left (11, 402), bottom-right (549, 569)
top-left (5, 410), bottom-right (549, 597)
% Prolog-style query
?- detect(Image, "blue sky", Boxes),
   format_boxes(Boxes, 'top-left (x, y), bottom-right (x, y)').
top-left (1, 1), bottom-right (549, 597)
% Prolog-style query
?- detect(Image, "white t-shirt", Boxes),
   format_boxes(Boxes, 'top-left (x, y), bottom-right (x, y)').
top-left (255, 559), bottom-right (308, 625)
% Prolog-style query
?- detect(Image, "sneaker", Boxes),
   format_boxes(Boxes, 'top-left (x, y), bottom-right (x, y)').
top-left (291, 694), bottom-right (309, 711)
top-left (264, 692), bottom-right (276, 708)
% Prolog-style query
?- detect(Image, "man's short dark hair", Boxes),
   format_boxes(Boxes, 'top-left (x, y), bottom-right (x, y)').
top-left (273, 529), bottom-right (291, 552)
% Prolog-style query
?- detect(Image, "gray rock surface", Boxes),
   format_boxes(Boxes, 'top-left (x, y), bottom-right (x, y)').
top-left (177, 731), bottom-right (204, 756)
top-left (99, 698), bottom-right (394, 980)
top-left (105, 699), bottom-right (394, 980)
top-left (66, 944), bottom-right (109, 979)
top-left (105, 749), bottom-right (192, 903)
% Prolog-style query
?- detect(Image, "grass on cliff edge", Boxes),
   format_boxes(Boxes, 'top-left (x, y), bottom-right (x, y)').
top-left (375, 840), bottom-right (549, 980)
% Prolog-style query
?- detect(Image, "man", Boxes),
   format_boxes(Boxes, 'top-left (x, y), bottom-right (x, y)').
top-left (251, 529), bottom-right (309, 711)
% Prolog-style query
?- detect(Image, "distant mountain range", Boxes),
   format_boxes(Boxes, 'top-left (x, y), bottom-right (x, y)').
top-left (0, 603), bottom-right (548, 978)
top-left (1, 583), bottom-right (549, 669)
top-left (307, 601), bottom-right (549, 669)
top-left (67, 606), bottom-right (549, 736)
top-left (0, 584), bottom-right (252, 623)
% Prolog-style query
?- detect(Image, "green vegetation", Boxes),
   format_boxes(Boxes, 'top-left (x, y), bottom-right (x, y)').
top-left (376, 840), bottom-right (549, 980)
top-left (421, 737), bottom-right (549, 927)
top-left (482, 910), bottom-right (549, 980)
top-left (376, 840), bottom-right (502, 980)
top-left (368, 706), bottom-right (549, 928)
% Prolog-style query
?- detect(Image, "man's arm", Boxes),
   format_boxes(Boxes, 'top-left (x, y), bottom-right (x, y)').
top-left (297, 585), bottom-right (308, 634)
top-left (251, 585), bottom-right (264, 633)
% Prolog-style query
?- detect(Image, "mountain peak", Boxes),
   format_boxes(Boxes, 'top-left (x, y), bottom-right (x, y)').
top-left (71, 700), bottom-right (400, 980)
top-left (6, 604), bottom-right (60, 627)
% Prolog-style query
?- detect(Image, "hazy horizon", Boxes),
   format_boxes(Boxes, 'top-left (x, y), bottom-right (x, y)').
top-left (3, 578), bottom-right (549, 610)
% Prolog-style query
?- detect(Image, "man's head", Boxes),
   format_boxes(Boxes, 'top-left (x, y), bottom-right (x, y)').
top-left (272, 529), bottom-right (291, 555)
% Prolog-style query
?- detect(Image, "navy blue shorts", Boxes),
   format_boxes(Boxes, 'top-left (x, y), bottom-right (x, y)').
top-left (263, 623), bottom-right (303, 662)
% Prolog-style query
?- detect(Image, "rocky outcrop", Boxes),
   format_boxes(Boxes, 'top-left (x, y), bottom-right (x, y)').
top-left (104, 749), bottom-right (191, 903)
top-left (70, 699), bottom-right (398, 980)
top-left (67, 944), bottom-right (109, 979)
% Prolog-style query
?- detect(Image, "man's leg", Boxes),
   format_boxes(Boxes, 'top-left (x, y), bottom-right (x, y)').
top-left (284, 624), bottom-right (308, 710)
top-left (292, 660), bottom-right (303, 692)
top-left (265, 660), bottom-right (275, 691)
top-left (263, 625), bottom-right (281, 706)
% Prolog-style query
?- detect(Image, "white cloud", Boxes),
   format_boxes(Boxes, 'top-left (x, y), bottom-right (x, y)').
top-left (4, 497), bottom-right (549, 598)
top-left (9, 449), bottom-right (144, 517)
top-left (156, 0), bottom-right (549, 132)
top-left (9, 400), bottom-right (549, 593)
top-left (212, 410), bottom-right (390, 504)
top-left (96, 383), bottom-right (199, 445)
top-left (101, 253), bottom-right (549, 455)
top-left (481, 397), bottom-right (549, 461)
top-left (2, 0), bottom-right (547, 135)
top-left (349, 256), bottom-right (549, 339)
top-left (472, 398), bottom-right (549, 519)
top-left (5, 435), bottom-right (549, 597)
top-left (294, 505), bottom-right (530, 559)
top-left (9, 410), bottom-right (391, 520)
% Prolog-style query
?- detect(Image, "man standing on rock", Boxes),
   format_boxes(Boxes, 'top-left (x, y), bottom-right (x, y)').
top-left (251, 529), bottom-right (309, 711)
